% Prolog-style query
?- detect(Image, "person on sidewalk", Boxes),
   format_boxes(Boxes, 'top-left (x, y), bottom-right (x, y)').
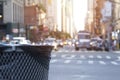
top-left (113, 39), bottom-right (117, 50)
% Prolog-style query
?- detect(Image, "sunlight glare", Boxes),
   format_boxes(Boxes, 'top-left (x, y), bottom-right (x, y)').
top-left (73, 0), bottom-right (88, 31)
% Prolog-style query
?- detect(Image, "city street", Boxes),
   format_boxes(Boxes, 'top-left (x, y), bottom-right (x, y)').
top-left (48, 46), bottom-right (120, 80)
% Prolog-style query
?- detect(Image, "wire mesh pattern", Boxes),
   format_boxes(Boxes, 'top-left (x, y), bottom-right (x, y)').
top-left (0, 45), bottom-right (52, 80)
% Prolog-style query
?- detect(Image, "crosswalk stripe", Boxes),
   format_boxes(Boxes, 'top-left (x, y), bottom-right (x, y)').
top-left (51, 54), bottom-right (56, 58)
top-left (77, 60), bottom-right (83, 64)
top-left (88, 55), bottom-right (94, 58)
top-left (97, 55), bottom-right (102, 59)
top-left (61, 54), bottom-right (67, 58)
top-left (88, 60), bottom-right (94, 64)
top-left (106, 56), bottom-right (111, 59)
top-left (99, 61), bottom-right (106, 65)
top-left (80, 55), bottom-right (86, 59)
top-left (111, 61), bottom-right (118, 65)
top-left (50, 59), bottom-right (57, 63)
top-left (118, 56), bottom-right (120, 59)
top-left (70, 55), bottom-right (75, 58)
top-left (66, 55), bottom-right (76, 59)
top-left (50, 59), bottom-right (120, 66)
top-left (64, 60), bottom-right (71, 63)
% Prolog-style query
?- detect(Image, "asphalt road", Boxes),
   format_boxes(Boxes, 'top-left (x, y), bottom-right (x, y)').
top-left (48, 47), bottom-right (120, 80)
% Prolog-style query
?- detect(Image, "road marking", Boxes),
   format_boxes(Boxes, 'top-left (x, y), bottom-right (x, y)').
top-left (56, 50), bottom-right (62, 52)
top-left (64, 60), bottom-right (71, 64)
top-left (50, 59), bottom-right (57, 63)
top-left (106, 56), bottom-right (111, 59)
top-left (66, 55), bottom-right (76, 59)
top-left (116, 56), bottom-right (120, 61)
top-left (73, 75), bottom-right (91, 78)
top-left (99, 61), bottom-right (106, 65)
top-left (61, 54), bottom-right (67, 58)
top-left (88, 55), bottom-right (94, 58)
top-left (77, 60), bottom-right (83, 64)
top-left (88, 60), bottom-right (94, 64)
top-left (71, 55), bottom-right (76, 58)
top-left (80, 55), bottom-right (86, 59)
top-left (65, 50), bottom-right (69, 52)
top-left (118, 56), bottom-right (120, 59)
top-left (111, 61), bottom-right (118, 65)
top-left (71, 50), bottom-right (75, 52)
top-left (51, 54), bottom-right (56, 58)
top-left (114, 51), bottom-right (120, 53)
top-left (97, 55), bottom-right (102, 59)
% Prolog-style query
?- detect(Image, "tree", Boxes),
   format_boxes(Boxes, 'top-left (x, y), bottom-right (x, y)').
top-left (37, 3), bottom-right (46, 13)
top-left (49, 31), bottom-right (71, 40)
top-left (95, 0), bottom-right (102, 35)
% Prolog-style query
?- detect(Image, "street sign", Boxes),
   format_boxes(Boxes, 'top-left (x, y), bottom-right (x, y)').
top-left (12, 28), bottom-right (18, 33)
top-left (101, 1), bottom-right (112, 22)
top-left (103, 1), bottom-right (112, 17)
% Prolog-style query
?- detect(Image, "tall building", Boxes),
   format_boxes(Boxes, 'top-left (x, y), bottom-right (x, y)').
top-left (24, 0), bottom-right (47, 26)
top-left (65, 0), bottom-right (75, 38)
top-left (61, 0), bottom-right (66, 32)
top-left (112, 0), bottom-right (120, 31)
top-left (24, 0), bottom-right (47, 7)
top-left (87, 0), bottom-right (105, 37)
top-left (0, 0), bottom-right (24, 39)
top-left (86, 0), bottom-right (94, 36)
top-left (61, 0), bottom-right (75, 38)
top-left (46, 0), bottom-right (57, 31)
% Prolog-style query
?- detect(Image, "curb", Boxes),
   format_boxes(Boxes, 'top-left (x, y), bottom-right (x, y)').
top-left (113, 51), bottom-right (120, 54)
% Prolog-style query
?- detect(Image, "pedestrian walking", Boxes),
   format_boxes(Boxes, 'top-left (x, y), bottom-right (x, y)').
top-left (113, 39), bottom-right (117, 50)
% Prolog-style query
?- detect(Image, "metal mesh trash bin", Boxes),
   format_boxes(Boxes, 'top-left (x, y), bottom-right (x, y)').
top-left (0, 44), bottom-right (53, 80)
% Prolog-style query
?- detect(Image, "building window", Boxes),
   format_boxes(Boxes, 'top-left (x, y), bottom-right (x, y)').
top-left (0, 2), bottom-right (3, 23)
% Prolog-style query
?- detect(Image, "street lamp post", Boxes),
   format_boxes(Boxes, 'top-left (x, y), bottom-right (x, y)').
top-left (101, 0), bottom-right (113, 51)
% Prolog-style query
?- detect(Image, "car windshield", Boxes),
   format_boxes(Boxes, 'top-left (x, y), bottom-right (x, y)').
top-left (78, 35), bottom-right (90, 39)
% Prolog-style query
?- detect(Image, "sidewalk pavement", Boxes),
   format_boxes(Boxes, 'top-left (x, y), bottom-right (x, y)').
top-left (114, 50), bottom-right (120, 53)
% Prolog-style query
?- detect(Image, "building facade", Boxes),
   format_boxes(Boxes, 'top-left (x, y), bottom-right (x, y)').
top-left (24, 0), bottom-right (47, 26)
top-left (87, 0), bottom-right (107, 37)
top-left (24, 0), bottom-right (46, 6)
top-left (46, 0), bottom-right (57, 31)
top-left (86, 0), bottom-right (94, 36)
top-left (61, 0), bottom-right (75, 38)
top-left (113, 0), bottom-right (120, 31)
top-left (0, 0), bottom-right (24, 40)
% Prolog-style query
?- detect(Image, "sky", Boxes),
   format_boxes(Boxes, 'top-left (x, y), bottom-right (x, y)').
top-left (73, 0), bottom-right (88, 31)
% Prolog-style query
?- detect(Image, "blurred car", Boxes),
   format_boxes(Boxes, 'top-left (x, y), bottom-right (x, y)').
top-left (10, 37), bottom-right (31, 44)
top-left (66, 39), bottom-right (72, 46)
top-left (57, 40), bottom-right (63, 47)
top-left (43, 38), bottom-right (58, 51)
top-left (90, 37), bottom-right (104, 51)
top-left (102, 39), bottom-right (109, 51)
top-left (63, 40), bottom-right (67, 45)
top-left (74, 31), bottom-right (91, 50)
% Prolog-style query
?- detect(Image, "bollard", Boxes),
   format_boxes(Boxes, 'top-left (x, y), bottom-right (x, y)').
top-left (0, 44), bottom-right (53, 80)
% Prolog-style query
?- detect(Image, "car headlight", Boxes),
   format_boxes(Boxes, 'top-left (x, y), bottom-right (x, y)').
top-left (90, 42), bottom-right (93, 45)
top-left (75, 42), bottom-right (79, 44)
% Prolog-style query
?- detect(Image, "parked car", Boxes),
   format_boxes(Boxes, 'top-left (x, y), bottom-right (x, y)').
top-left (103, 39), bottom-right (109, 51)
top-left (43, 38), bottom-right (58, 51)
top-left (90, 37), bottom-right (104, 51)
top-left (10, 37), bottom-right (31, 44)
top-left (57, 40), bottom-right (63, 47)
